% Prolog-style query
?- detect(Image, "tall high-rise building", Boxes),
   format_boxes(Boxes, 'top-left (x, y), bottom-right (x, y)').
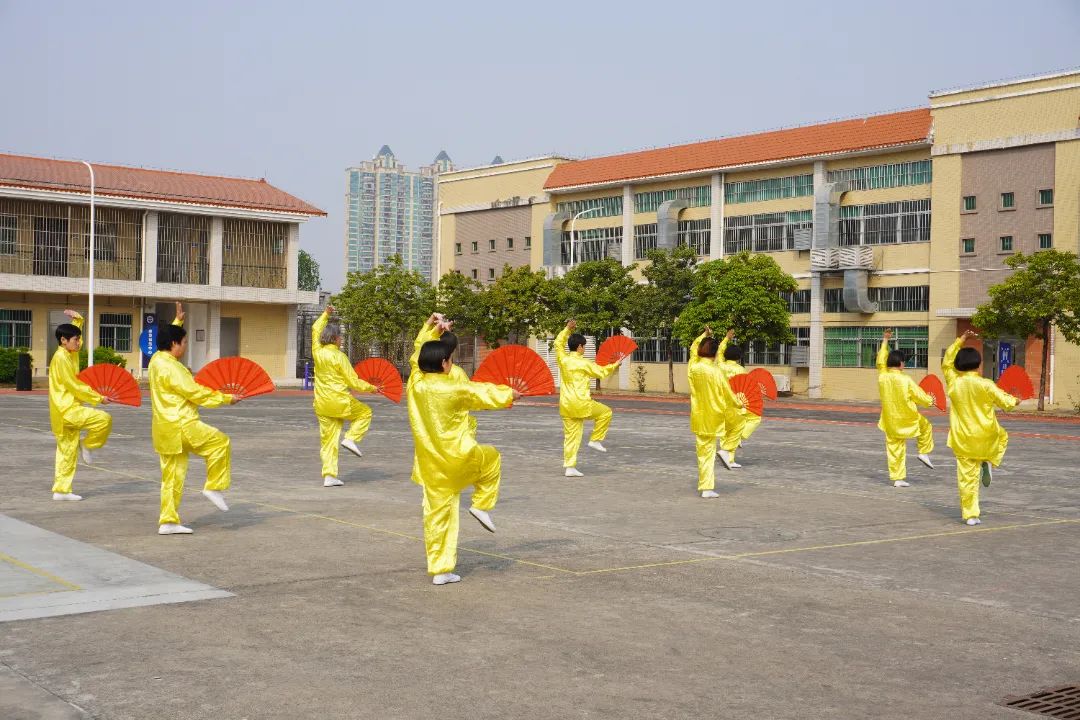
top-left (344, 146), bottom-right (453, 279)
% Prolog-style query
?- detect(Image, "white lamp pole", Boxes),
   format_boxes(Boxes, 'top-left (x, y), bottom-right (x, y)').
top-left (82, 161), bottom-right (95, 366)
top-left (569, 206), bottom-right (603, 267)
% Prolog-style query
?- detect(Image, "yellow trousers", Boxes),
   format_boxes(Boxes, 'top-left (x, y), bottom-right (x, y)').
top-left (885, 415), bottom-right (935, 481)
top-left (52, 406), bottom-right (112, 494)
top-left (562, 401), bottom-right (612, 468)
top-left (316, 398), bottom-right (372, 478)
top-left (695, 434), bottom-right (718, 491)
top-left (411, 416), bottom-right (476, 485)
top-left (954, 431), bottom-right (1008, 521)
top-left (159, 420), bottom-right (231, 526)
top-left (720, 410), bottom-right (759, 455)
top-left (422, 445), bottom-right (501, 575)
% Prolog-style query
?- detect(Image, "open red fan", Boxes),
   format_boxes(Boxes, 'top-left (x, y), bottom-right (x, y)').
top-left (77, 364), bottom-right (141, 407)
top-left (194, 357), bottom-right (275, 399)
top-left (596, 335), bottom-right (637, 367)
top-left (919, 374), bottom-right (947, 412)
top-left (353, 358), bottom-right (403, 403)
top-left (729, 374), bottom-right (764, 417)
top-left (997, 364), bottom-right (1035, 400)
top-left (747, 368), bottom-right (778, 401)
top-left (472, 345), bottom-right (555, 397)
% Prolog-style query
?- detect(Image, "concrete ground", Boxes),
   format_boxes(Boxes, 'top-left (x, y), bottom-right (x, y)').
top-left (0, 391), bottom-right (1078, 719)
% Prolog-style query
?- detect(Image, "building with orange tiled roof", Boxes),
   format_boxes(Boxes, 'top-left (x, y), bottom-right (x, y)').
top-left (0, 153), bottom-right (325, 382)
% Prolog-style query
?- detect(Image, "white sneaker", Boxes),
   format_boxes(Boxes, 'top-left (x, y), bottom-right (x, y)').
top-left (202, 490), bottom-right (229, 512)
top-left (158, 524), bottom-right (193, 535)
top-left (893, 480), bottom-right (911, 488)
top-left (717, 450), bottom-right (734, 471)
top-left (323, 476), bottom-right (344, 487)
top-left (700, 490), bottom-right (720, 499)
top-left (917, 454), bottom-right (934, 469)
top-left (469, 507), bottom-right (496, 533)
top-left (729, 462), bottom-right (743, 469)
top-left (341, 439), bottom-right (363, 458)
top-left (80, 445), bottom-right (94, 464)
top-left (587, 441), bottom-right (607, 453)
top-left (965, 518), bottom-right (981, 526)
top-left (564, 467), bottom-right (584, 477)
top-left (52, 492), bottom-right (83, 501)
top-left (432, 573), bottom-right (461, 586)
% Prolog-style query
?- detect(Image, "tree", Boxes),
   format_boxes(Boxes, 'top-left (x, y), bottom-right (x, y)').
top-left (672, 251), bottom-right (797, 349)
top-left (480, 264), bottom-right (554, 347)
top-left (334, 255), bottom-right (435, 364)
top-left (626, 246), bottom-right (698, 392)
top-left (543, 259), bottom-right (637, 338)
top-left (971, 249), bottom-right (1080, 411)
top-left (298, 249), bottom-right (321, 291)
top-left (435, 270), bottom-right (484, 334)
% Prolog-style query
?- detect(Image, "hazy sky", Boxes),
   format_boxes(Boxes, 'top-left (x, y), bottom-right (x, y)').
top-left (2, 0), bottom-right (1077, 290)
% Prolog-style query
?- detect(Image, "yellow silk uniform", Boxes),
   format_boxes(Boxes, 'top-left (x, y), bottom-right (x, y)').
top-left (149, 324), bottom-right (233, 526)
top-left (407, 371), bottom-right (514, 575)
top-left (48, 314), bottom-right (112, 494)
top-left (942, 337), bottom-right (1017, 520)
top-left (311, 310), bottom-right (376, 479)
top-left (687, 332), bottom-right (741, 491)
top-left (554, 327), bottom-right (619, 468)
top-left (714, 337), bottom-right (759, 461)
top-left (876, 339), bottom-right (935, 481)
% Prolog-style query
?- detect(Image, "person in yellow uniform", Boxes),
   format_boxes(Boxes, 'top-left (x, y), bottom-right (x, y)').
top-left (311, 303), bottom-right (377, 487)
top-left (408, 340), bottom-right (519, 585)
top-left (876, 329), bottom-right (935, 488)
top-left (714, 332), bottom-right (759, 470)
top-left (149, 303), bottom-right (238, 535)
top-left (48, 309), bottom-right (112, 501)
top-left (555, 320), bottom-right (622, 477)
top-left (942, 329), bottom-right (1018, 525)
top-left (687, 327), bottom-right (743, 498)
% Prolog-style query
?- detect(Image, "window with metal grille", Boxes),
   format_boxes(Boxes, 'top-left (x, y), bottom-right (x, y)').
top-left (826, 160), bottom-right (931, 190)
top-left (1039, 233), bottom-right (1053, 249)
top-left (868, 286), bottom-right (929, 312)
top-left (825, 326), bottom-right (928, 368)
top-left (561, 226), bottom-right (622, 264)
top-left (158, 213), bottom-right (210, 284)
top-left (98, 313), bottom-right (132, 353)
top-left (678, 219), bottom-right (711, 256)
top-left (631, 336), bottom-right (689, 363)
top-left (963, 196), bottom-right (976, 212)
top-left (824, 288), bottom-right (846, 313)
top-left (1000, 235), bottom-right (1013, 252)
top-left (0, 309), bottom-right (31, 348)
top-left (0, 214), bottom-right (16, 255)
top-left (839, 199), bottom-right (931, 246)
top-left (82, 220), bottom-right (118, 262)
top-left (744, 327), bottom-right (810, 366)
top-left (222, 219), bottom-right (288, 289)
top-left (1000, 192), bottom-right (1014, 209)
top-left (633, 185), bottom-right (711, 213)
top-left (555, 195), bottom-right (623, 219)
top-left (1038, 189), bottom-right (1053, 206)
top-left (724, 174), bottom-right (813, 204)
top-left (723, 210), bottom-right (812, 254)
top-left (782, 289), bottom-right (811, 314)
top-left (634, 224), bottom-right (658, 259)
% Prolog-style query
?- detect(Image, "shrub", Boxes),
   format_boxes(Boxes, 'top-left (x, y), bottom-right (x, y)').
top-left (0, 347), bottom-right (31, 383)
top-left (633, 365), bottom-right (648, 393)
top-left (79, 346), bottom-right (128, 371)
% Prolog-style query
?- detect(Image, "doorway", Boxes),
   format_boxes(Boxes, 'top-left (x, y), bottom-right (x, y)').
top-left (220, 318), bottom-right (240, 358)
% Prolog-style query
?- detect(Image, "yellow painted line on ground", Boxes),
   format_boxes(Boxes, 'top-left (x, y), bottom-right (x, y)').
top-left (0, 552), bottom-right (82, 591)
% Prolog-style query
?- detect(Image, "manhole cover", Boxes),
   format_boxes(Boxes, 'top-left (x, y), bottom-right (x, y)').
top-left (1002, 686), bottom-right (1080, 718)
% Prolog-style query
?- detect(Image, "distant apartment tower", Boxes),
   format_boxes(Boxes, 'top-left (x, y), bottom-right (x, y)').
top-left (344, 146), bottom-right (453, 279)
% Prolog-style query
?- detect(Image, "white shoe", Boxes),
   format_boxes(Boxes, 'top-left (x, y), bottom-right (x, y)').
top-left (341, 439), bottom-right (363, 458)
top-left (323, 476), bottom-right (344, 487)
top-left (52, 492), bottom-right (83, 501)
top-left (700, 490), bottom-right (720, 499)
top-left (564, 467), bottom-right (584, 477)
top-left (729, 462), bottom-right (742, 469)
top-left (917, 454), bottom-right (934, 469)
top-left (80, 445), bottom-right (94, 464)
top-left (469, 507), bottom-right (496, 533)
top-left (893, 480), bottom-right (911, 488)
top-left (965, 518), bottom-right (981, 526)
top-left (202, 489), bottom-right (229, 512)
top-left (587, 441), bottom-right (607, 453)
top-left (432, 573), bottom-right (461, 586)
top-left (717, 450), bottom-right (734, 471)
top-left (158, 524), bottom-right (193, 535)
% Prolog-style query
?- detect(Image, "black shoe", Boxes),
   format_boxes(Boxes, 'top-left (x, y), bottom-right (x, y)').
top-left (980, 462), bottom-right (992, 487)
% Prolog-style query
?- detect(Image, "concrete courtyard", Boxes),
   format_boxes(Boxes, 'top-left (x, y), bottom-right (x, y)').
top-left (1, 390), bottom-right (1078, 719)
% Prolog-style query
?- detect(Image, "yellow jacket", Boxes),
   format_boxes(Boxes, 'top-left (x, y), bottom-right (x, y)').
top-left (407, 372), bottom-right (513, 491)
top-left (554, 326), bottom-right (618, 419)
top-left (48, 314), bottom-right (102, 435)
top-left (312, 310), bottom-right (376, 416)
top-left (688, 332), bottom-right (741, 436)
top-left (876, 339), bottom-right (933, 438)
top-left (407, 321), bottom-right (469, 391)
top-left (148, 323), bottom-right (232, 455)
top-left (942, 337), bottom-right (1017, 459)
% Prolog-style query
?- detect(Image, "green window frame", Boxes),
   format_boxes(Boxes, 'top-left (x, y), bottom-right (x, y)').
top-left (724, 174), bottom-right (813, 204)
top-left (1000, 236), bottom-right (1013, 252)
top-left (1038, 189), bottom-right (1053, 206)
top-left (961, 238), bottom-right (975, 254)
top-left (963, 196), bottom-right (976, 212)
top-left (633, 185), bottom-right (711, 213)
top-left (824, 326), bottom-right (928, 369)
top-left (0, 309), bottom-right (32, 348)
top-left (1039, 233), bottom-right (1053, 250)
top-left (99, 313), bottom-right (132, 353)
top-left (1000, 192), bottom-right (1014, 209)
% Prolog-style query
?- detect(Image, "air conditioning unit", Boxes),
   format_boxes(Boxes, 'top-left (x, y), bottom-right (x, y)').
top-left (773, 374), bottom-right (792, 393)
top-left (793, 228), bottom-right (812, 251)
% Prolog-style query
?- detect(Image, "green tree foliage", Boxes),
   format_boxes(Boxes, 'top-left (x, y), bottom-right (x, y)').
top-left (0, 347), bottom-right (31, 383)
top-left (672, 251), bottom-right (797, 347)
top-left (78, 346), bottom-right (128, 370)
top-left (298, 249), bottom-right (321, 291)
top-left (481, 265), bottom-right (555, 347)
top-left (334, 255), bottom-right (435, 360)
top-left (626, 246), bottom-right (698, 392)
top-left (435, 270), bottom-right (485, 335)
top-left (972, 249), bottom-right (1080, 410)
top-left (544, 259), bottom-right (637, 338)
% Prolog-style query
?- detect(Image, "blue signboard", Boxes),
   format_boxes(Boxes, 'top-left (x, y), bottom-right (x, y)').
top-left (998, 341), bottom-right (1013, 377)
top-left (140, 313), bottom-right (157, 359)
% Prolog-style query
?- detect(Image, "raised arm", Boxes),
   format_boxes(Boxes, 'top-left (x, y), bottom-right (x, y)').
top-left (941, 334), bottom-right (968, 390)
top-left (876, 329), bottom-right (892, 372)
top-left (689, 328), bottom-right (709, 364)
top-left (312, 308), bottom-right (330, 350)
top-left (717, 329), bottom-right (734, 360)
top-left (409, 314), bottom-right (441, 376)
top-left (554, 322), bottom-right (573, 364)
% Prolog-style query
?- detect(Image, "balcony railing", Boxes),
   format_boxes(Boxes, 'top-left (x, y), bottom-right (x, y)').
top-left (222, 264), bottom-right (286, 289)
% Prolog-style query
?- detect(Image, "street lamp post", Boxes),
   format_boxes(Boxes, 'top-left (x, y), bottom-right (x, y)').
top-left (569, 206), bottom-right (604, 267)
top-left (82, 161), bottom-right (95, 366)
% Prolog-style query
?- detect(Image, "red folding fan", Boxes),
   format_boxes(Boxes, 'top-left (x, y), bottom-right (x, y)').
top-left (471, 345), bottom-right (555, 396)
top-left (919, 374), bottom-right (947, 412)
top-left (997, 364), bottom-right (1035, 400)
top-left (353, 358), bottom-right (403, 403)
top-left (729, 374), bottom-right (764, 417)
top-left (194, 357), bottom-right (275, 399)
top-left (77, 364), bottom-right (141, 407)
top-left (747, 368), bottom-right (778, 401)
top-left (596, 335), bottom-right (638, 367)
